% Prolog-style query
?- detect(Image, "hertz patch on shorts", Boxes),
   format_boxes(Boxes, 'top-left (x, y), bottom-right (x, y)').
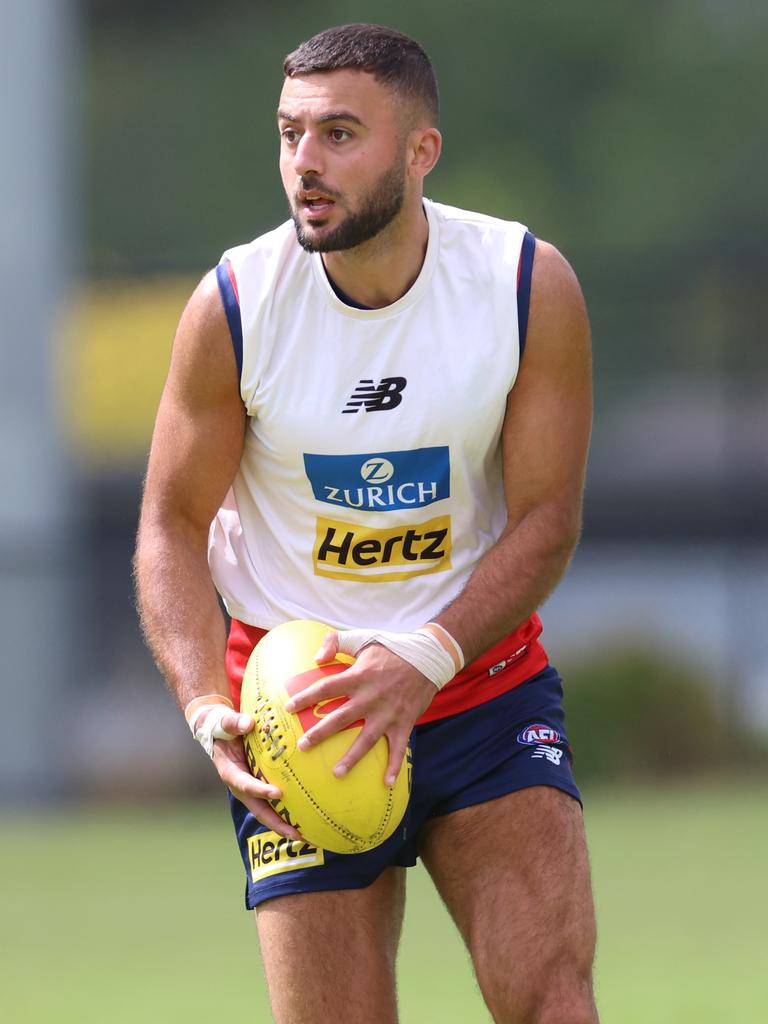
top-left (312, 514), bottom-right (452, 582)
top-left (247, 831), bottom-right (325, 883)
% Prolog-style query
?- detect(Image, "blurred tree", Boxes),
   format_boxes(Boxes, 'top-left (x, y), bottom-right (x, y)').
top-left (85, 0), bottom-right (768, 405)
top-left (562, 643), bottom-right (768, 782)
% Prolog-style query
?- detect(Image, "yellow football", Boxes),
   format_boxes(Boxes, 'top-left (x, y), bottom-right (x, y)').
top-left (240, 619), bottom-right (411, 854)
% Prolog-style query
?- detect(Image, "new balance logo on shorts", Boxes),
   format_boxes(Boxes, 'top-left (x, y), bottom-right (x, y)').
top-left (517, 724), bottom-right (565, 766)
top-left (343, 377), bottom-right (407, 413)
top-left (531, 745), bottom-right (564, 765)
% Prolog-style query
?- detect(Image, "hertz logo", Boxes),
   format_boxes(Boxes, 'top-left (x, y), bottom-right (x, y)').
top-left (247, 831), bottom-right (324, 883)
top-left (313, 515), bottom-right (452, 582)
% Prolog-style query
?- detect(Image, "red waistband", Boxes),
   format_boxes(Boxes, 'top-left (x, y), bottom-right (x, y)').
top-left (225, 614), bottom-right (549, 725)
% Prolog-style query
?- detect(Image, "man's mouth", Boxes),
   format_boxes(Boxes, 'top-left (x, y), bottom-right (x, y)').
top-left (298, 190), bottom-right (337, 217)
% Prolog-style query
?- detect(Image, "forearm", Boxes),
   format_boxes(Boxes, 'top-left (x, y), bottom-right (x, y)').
top-left (134, 517), bottom-right (231, 710)
top-left (435, 502), bottom-right (581, 665)
top-left (135, 517), bottom-right (302, 839)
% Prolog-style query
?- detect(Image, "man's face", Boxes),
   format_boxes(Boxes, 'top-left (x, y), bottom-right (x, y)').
top-left (278, 69), bottom-right (409, 253)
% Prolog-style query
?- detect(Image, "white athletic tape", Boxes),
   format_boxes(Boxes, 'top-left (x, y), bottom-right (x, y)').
top-left (189, 704), bottom-right (238, 758)
top-left (334, 626), bottom-right (464, 690)
top-left (422, 622), bottom-right (465, 674)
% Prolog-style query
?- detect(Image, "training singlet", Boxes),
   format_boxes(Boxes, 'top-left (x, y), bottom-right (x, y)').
top-left (208, 198), bottom-right (549, 720)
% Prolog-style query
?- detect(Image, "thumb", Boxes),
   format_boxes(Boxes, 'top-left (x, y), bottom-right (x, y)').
top-left (220, 711), bottom-right (254, 736)
top-left (315, 630), bottom-right (340, 664)
top-left (331, 627), bottom-right (380, 658)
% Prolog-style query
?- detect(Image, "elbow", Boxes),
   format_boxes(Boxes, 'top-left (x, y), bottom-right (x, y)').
top-left (506, 500), bottom-right (583, 569)
top-left (134, 505), bottom-right (212, 583)
top-left (549, 503), bottom-right (583, 570)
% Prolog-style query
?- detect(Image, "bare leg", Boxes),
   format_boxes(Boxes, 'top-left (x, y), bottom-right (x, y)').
top-left (255, 866), bottom-right (406, 1024)
top-left (420, 786), bottom-right (598, 1024)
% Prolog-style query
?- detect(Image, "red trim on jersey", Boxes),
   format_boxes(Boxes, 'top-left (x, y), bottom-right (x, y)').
top-left (225, 614), bottom-right (549, 725)
top-left (225, 260), bottom-right (240, 303)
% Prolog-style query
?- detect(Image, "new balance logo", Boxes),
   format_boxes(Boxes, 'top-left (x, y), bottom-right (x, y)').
top-left (531, 745), bottom-right (564, 765)
top-left (343, 377), bottom-right (407, 413)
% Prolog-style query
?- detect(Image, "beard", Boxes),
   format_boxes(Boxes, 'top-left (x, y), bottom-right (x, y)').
top-left (290, 158), bottom-right (406, 253)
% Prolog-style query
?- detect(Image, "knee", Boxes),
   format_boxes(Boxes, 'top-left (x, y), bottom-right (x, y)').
top-left (484, 968), bottom-right (598, 1024)
top-left (531, 982), bottom-right (598, 1024)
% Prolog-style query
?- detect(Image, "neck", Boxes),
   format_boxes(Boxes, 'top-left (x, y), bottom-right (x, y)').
top-left (321, 197), bottom-right (429, 309)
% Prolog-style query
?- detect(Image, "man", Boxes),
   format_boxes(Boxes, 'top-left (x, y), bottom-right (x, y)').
top-left (135, 23), bottom-right (597, 1024)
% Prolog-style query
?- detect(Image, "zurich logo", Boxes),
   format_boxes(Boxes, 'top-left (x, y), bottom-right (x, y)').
top-left (517, 723), bottom-right (561, 745)
top-left (360, 458), bottom-right (394, 484)
top-left (303, 447), bottom-right (449, 512)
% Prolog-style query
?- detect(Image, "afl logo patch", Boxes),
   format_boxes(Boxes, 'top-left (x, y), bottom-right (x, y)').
top-left (517, 723), bottom-right (561, 745)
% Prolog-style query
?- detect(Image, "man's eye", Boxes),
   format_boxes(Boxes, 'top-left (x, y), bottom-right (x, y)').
top-left (281, 129), bottom-right (299, 144)
top-left (330, 128), bottom-right (351, 142)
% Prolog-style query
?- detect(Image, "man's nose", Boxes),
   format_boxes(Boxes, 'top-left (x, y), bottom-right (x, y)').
top-left (293, 132), bottom-right (324, 177)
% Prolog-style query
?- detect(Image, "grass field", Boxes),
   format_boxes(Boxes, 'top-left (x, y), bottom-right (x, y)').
top-left (1, 781), bottom-right (766, 1022)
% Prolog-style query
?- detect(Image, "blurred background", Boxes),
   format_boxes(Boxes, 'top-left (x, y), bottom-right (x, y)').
top-left (2, 1), bottom-right (766, 1021)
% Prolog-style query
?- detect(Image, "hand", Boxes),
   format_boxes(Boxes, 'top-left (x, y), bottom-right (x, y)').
top-left (208, 711), bottom-right (302, 841)
top-left (284, 634), bottom-right (437, 785)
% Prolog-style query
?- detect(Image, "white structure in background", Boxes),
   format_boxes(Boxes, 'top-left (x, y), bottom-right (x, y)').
top-left (542, 543), bottom-right (768, 732)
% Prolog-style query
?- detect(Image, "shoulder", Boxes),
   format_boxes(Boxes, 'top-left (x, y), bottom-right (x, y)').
top-left (220, 218), bottom-right (299, 280)
top-left (167, 270), bottom-right (241, 406)
top-left (426, 199), bottom-right (530, 288)
top-left (515, 239), bottom-right (591, 383)
top-left (530, 240), bottom-right (584, 301)
top-left (528, 240), bottom-right (589, 342)
top-left (179, 269), bottom-right (226, 334)
top-left (179, 220), bottom-right (298, 379)
top-left (426, 198), bottom-right (527, 242)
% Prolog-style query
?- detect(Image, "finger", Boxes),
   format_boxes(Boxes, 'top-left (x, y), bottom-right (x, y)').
top-left (315, 630), bottom-right (340, 664)
top-left (217, 757), bottom-right (283, 802)
top-left (384, 733), bottom-right (409, 787)
top-left (284, 674), bottom-right (350, 714)
top-left (296, 704), bottom-right (362, 751)
top-left (235, 795), bottom-right (302, 841)
top-left (331, 726), bottom-right (381, 779)
top-left (218, 712), bottom-right (255, 735)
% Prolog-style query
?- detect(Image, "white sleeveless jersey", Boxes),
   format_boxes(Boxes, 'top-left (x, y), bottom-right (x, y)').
top-left (208, 199), bottom-right (531, 632)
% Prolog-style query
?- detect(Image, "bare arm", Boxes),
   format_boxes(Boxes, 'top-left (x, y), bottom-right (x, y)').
top-left (134, 271), bottom-right (299, 838)
top-left (289, 241), bottom-right (592, 781)
top-left (434, 240), bottom-right (593, 659)
top-left (135, 271), bottom-right (244, 705)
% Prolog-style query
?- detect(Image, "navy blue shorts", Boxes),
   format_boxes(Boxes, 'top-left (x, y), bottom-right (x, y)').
top-left (229, 665), bottom-right (581, 909)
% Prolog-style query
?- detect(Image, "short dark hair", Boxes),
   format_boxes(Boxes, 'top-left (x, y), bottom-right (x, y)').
top-left (283, 24), bottom-right (440, 126)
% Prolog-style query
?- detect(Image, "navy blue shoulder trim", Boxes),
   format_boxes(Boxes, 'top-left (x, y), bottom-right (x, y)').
top-left (215, 261), bottom-right (243, 382)
top-left (516, 230), bottom-right (536, 359)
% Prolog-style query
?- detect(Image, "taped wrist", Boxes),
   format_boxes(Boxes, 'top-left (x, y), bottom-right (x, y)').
top-left (334, 623), bottom-right (464, 691)
top-left (183, 694), bottom-right (235, 758)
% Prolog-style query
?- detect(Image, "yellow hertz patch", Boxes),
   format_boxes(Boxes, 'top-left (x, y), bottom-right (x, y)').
top-left (247, 831), bottom-right (325, 883)
top-left (313, 514), bottom-right (452, 582)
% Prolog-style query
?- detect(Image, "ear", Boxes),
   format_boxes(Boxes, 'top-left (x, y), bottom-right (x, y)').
top-left (407, 128), bottom-right (442, 180)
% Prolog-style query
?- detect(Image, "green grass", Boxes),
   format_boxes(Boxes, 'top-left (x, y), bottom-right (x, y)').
top-left (1, 782), bottom-right (766, 1022)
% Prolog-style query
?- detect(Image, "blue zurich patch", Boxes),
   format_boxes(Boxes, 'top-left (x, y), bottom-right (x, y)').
top-left (303, 447), bottom-right (450, 512)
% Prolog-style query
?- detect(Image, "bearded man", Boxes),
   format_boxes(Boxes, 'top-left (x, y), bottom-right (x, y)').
top-left (135, 23), bottom-right (597, 1024)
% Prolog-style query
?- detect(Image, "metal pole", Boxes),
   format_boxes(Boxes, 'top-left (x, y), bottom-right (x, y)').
top-left (0, 0), bottom-right (78, 800)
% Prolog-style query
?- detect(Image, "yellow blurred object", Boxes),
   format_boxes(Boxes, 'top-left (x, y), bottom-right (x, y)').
top-left (63, 276), bottom-right (197, 465)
